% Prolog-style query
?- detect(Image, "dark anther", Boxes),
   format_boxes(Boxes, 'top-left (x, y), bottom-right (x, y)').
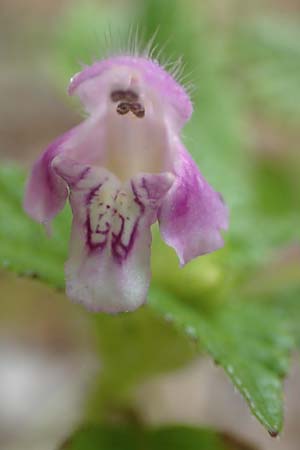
top-left (111, 90), bottom-right (126, 102)
top-left (130, 102), bottom-right (145, 118)
top-left (116, 102), bottom-right (131, 115)
top-left (124, 90), bottom-right (139, 102)
top-left (111, 89), bottom-right (139, 103)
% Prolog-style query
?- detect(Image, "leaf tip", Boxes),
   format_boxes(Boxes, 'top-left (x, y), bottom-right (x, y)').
top-left (268, 429), bottom-right (279, 438)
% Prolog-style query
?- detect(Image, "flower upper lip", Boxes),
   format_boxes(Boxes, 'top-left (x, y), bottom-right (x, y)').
top-left (68, 56), bottom-right (193, 125)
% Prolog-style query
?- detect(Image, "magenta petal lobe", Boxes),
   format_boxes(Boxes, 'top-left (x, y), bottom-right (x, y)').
top-left (23, 128), bottom-right (75, 226)
top-left (159, 140), bottom-right (229, 265)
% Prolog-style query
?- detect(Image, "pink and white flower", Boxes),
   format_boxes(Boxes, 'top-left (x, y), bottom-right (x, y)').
top-left (24, 55), bottom-right (228, 313)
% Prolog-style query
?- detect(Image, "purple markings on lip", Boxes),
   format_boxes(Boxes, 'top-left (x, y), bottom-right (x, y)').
top-left (72, 166), bottom-right (91, 188)
top-left (85, 183), bottom-right (109, 252)
top-left (111, 213), bottom-right (142, 264)
top-left (86, 183), bottom-right (103, 206)
top-left (110, 182), bottom-right (145, 263)
top-left (86, 214), bottom-right (110, 252)
top-left (85, 181), bottom-right (145, 262)
top-left (131, 180), bottom-right (146, 215)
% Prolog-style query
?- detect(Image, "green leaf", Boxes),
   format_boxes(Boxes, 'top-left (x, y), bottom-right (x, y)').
top-left (234, 16), bottom-right (300, 126)
top-left (59, 425), bottom-right (232, 450)
top-left (270, 287), bottom-right (300, 349)
top-left (148, 287), bottom-right (293, 436)
top-left (88, 307), bottom-right (197, 420)
top-left (284, 297), bottom-right (300, 348)
top-left (0, 165), bottom-right (67, 287)
top-left (1, 1), bottom-right (298, 438)
top-left (0, 165), bottom-right (294, 435)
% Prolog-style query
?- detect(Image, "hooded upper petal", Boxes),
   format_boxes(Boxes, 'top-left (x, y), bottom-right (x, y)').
top-left (69, 56), bottom-right (192, 126)
top-left (159, 131), bottom-right (229, 265)
top-left (52, 156), bottom-right (174, 313)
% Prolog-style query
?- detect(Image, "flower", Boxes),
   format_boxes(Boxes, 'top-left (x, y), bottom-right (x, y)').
top-left (24, 55), bottom-right (228, 313)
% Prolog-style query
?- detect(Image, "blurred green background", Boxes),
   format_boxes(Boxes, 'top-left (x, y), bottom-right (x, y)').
top-left (0, 0), bottom-right (299, 449)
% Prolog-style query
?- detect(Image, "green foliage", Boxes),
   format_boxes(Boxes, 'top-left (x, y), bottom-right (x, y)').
top-left (60, 425), bottom-right (231, 450)
top-left (0, 164), bottom-right (295, 435)
top-left (233, 15), bottom-right (300, 127)
top-left (52, 2), bottom-right (134, 88)
top-left (0, 166), bottom-right (68, 287)
top-left (1, 0), bottom-right (300, 444)
top-left (149, 287), bottom-right (293, 435)
top-left (88, 307), bottom-right (197, 419)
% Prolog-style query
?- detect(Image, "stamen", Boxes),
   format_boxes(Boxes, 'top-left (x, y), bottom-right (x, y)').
top-left (130, 102), bottom-right (145, 118)
top-left (111, 90), bottom-right (126, 102)
top-left (111, 89), bottom-right (139, 103)
top-left (116, 102), bottom-right (131, 115)
top-left (124, 90), bottom-right (139, 102)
